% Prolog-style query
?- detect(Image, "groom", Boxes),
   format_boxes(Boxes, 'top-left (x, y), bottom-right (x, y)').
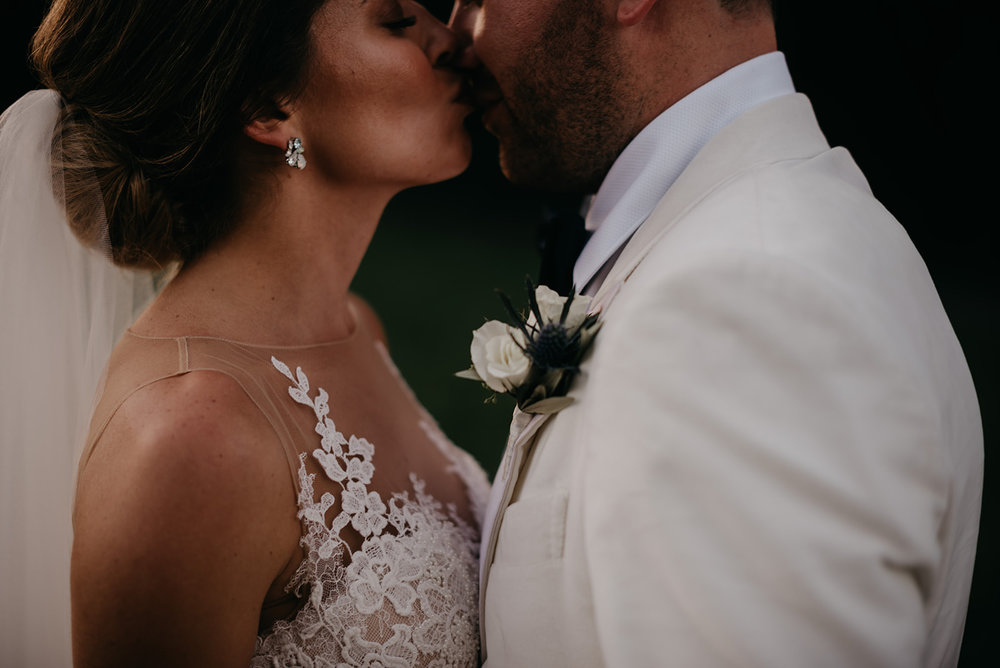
top-left (450, 0), bottom-right (983, 666)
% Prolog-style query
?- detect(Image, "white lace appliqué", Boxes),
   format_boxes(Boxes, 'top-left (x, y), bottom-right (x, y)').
top-left (251, 357), bottom-right (484, 668)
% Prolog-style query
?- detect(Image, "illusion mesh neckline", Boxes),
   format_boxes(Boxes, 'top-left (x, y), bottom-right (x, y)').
top-left (125, 303), bottom-right (361, 350)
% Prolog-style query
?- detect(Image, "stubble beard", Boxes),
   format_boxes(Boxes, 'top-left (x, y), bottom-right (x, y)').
top-left (496, 1), bottom-right (637, 194)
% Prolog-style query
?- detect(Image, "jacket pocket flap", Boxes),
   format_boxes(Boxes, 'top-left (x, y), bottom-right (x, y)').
top-left (494, 491), bottom-right (569, 565)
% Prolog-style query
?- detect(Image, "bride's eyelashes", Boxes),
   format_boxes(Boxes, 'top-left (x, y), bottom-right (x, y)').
top-left (383, 15), bottom-right (417, 32)
top-left (378, 0), bottom-right (417, 33)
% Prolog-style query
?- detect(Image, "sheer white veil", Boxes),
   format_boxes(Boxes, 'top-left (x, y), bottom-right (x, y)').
top-left (0, 90), bottom-right (158, 665)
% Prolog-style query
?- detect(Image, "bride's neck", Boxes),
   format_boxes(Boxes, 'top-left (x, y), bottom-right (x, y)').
top-left (140, 177), bottom-right (395, 344)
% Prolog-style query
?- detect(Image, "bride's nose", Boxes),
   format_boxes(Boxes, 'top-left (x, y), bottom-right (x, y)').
top-left (416, 5), bottom-right (461, 68)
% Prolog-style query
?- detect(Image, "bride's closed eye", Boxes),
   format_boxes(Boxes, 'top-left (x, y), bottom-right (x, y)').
top-left (381, 1), bottom-right (417, 33)
top-left (383, 15), bottom-right (416, 32)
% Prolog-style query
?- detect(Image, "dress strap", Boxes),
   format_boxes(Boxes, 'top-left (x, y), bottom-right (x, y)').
top-left (78, 333), bottom-right (304, 495)
top-left (183, 341), bottom-right (305, 495)
top-left (78, 333), bottom-right (187, 471)
top-left (177, 336), bottom-right (189, 371)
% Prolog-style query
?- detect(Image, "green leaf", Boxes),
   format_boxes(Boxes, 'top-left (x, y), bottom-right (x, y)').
top-left (540, 369), bottom-right (565, 391)
top-left (521, 396), bottom-right (575, 414)
top-left (454, 368), bottom-right (483, 381)
top-left (526, 384), bottom-right (548, 403)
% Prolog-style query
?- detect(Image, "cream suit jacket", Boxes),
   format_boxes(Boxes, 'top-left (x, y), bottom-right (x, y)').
top-left (479, 94), bottom-right (983, 667)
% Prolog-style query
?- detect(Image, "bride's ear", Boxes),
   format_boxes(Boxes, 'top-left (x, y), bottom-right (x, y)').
top-left (243, 112), bottom-right (298, 150)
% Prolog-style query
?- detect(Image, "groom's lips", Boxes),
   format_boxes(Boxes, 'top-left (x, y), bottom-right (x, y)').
top-left (472, 84), bottom-right (506, 131)
top-left (480, 98), bottom-right (511, 136)
top-left (473, 80), bottom-right (503, 108)
top-left (466, 71), bottom-right (505, 127)
top-left (453, 79), bottom-right (476, 107)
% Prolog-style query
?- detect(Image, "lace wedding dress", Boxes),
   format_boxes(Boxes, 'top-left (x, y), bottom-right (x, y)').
top-left (79, 307), bottom-right (489, 667)
top-left (254, 354), bottom-right (488, 667)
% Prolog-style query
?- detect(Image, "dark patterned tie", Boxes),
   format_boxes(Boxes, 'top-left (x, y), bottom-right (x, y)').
top-left (537, 208), bottom-right (591, 296)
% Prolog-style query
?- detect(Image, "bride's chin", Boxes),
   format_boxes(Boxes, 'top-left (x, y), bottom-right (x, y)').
top-left (454, 137), bottom-right (474, 173)
top-left (421, 137), bottom-right (474, 185)
top-left (445, 150), bottom-right (474, 182)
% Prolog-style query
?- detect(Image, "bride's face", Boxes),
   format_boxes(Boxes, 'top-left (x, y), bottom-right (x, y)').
top-left (292, 0), bottom-right (472, 187)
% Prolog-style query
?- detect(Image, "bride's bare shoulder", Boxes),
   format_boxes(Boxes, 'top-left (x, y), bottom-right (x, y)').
top-left (72, 370), bottom-right (300, 662)
top-left (81, 369), bottom-right (283, 485)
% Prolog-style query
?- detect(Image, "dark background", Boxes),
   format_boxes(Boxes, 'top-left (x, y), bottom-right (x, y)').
top-left (4, 0), bottom-right (995, 664)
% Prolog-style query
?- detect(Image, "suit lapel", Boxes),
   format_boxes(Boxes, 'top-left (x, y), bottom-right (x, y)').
top-left (478, 408), bottom-right (554, 659)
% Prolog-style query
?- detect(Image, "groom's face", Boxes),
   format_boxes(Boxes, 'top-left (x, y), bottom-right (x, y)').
top-left (450, 0), bottom-right (636, 194)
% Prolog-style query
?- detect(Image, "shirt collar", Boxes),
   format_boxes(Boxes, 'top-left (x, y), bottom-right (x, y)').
top-left (573, 51), bottom-right (795, 292)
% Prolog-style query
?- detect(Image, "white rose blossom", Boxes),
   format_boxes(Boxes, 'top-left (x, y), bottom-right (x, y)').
top-left (458, 280), bottom-right (602, 414)
top-left (533, 285), bottom-right (591, 330)
top-left (470, 320), bottom-right (530, 393)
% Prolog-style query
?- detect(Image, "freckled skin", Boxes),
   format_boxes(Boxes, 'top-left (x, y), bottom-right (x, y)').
top-left (294, 0), bottom-right (471, 188)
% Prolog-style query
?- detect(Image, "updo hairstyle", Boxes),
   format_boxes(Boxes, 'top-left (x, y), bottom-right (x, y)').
top-left (32, 0), bottom-right (327, 268)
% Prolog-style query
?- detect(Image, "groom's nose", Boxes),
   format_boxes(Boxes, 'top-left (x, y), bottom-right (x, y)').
top-left (447, 1), bottom-right (481, 71)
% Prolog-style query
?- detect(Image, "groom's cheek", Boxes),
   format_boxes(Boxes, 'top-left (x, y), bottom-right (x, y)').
top-left (449, 10), bottom-right (482, 71)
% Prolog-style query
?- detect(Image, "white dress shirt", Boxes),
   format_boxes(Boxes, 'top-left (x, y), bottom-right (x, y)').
top-left (574, 51), bottom-right (796, 293)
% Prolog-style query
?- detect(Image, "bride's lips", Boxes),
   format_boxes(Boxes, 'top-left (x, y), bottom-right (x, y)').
top-left (452, 79), bottom-right (477, 107)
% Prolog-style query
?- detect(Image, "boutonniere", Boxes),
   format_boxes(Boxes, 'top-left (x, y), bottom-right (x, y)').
top-left (457, 279), bottom-right (602, 414)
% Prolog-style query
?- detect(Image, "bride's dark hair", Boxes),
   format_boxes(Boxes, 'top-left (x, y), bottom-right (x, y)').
top-left (31, 0), bottom-right (327, 268)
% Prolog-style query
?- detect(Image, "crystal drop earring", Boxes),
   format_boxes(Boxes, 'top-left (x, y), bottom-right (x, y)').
top-left (284, 137), bottom-right (306, 169)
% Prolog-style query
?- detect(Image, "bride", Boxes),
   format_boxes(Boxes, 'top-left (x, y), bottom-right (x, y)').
top-left (0, 0), bottom-right (488, 665)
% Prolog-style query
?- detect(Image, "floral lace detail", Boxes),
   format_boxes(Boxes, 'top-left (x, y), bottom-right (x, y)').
top-left (251, 358), bottom-right (485, 668)
top-left (372, 341), bottom-right (489, 526)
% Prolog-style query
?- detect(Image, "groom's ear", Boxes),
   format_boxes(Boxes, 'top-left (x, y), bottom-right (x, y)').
top-left (616, 0), bottom-right (661, 26)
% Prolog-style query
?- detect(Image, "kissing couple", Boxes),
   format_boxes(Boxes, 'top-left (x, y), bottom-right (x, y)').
top-left (0, 0), bottom-right (982, 666)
